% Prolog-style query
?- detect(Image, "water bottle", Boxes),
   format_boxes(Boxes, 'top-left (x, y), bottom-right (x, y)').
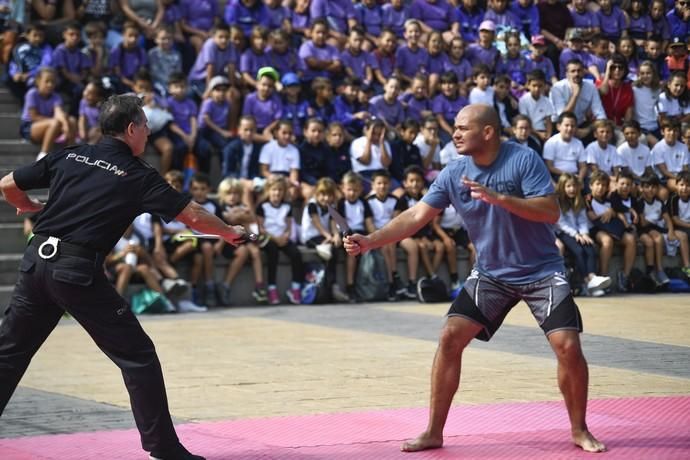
top-left (125, 240), bottom-right (138, 267)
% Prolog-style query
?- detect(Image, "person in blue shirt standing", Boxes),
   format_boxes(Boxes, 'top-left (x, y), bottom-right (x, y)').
top-left (344, 104), bottom-right (606, 455)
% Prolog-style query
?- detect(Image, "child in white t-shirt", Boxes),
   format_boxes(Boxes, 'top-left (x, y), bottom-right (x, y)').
top-left (543, 111), bottom-right (587, 183)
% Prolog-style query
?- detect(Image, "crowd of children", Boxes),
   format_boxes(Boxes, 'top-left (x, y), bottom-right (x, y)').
top-left (4, 0), bottom-right (690, 308)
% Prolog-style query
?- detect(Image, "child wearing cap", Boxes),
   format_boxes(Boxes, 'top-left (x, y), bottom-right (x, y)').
top-left (240, 25), bottom-right (270, 90)
top-left (280, 72), bottom-right (309, 139)
top-left (526, 35), bottom-right (557, 85)
top-left (558, 28), bottom-right (592, 79)
top-left (663, 38), bottom-right (690, 86)
top-left (465, 19), bottom-right (500, 73)
top-left (242, 66), bottom-right (283, 142)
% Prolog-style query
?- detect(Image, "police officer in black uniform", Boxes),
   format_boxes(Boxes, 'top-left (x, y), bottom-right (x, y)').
top-left (0, 95), bottom-right (247, 460)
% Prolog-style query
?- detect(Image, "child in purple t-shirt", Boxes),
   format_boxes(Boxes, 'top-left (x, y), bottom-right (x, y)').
top-left (496, 32), bottom-right (531, 96)
top-left (395, 19), bottom-right (429, 87)
top-left (587, 35), bottom-right (611, 81)
top-left (240, 26), bottom-right (271, 89)
top-left (596, 0), bottom-right (627, 43)
top-left (266, 29), bottom-right (298, 77)
top-left (242, 66), bottom-right (283, 142)
top-left (369, 76), bottom-right (405, 131)
top-left (465, 20), bottom-right (501, 73)
top-left (355, 0), bottom-right (384, 48)
top-left (52, 22), bottom-right (91, 108)
top-left (20, 67), bottom-right (76, 159)
top-left (188, 23), bottom-right (238, 93)
top-left (432, 71), bottom-right (468, 143)
top-left (166, 72), bottom-right (210, 172)
top-left (444, 37), bottom-right (473, 95)
top-left (382, 0), bottom-right (409, 39)
top-left (298, 19), bottom-right (343, 81)
top-left (198, 76), bottom-right (233, 168)
top-left (373, 28), bottom-right (397, 88)
top-left (109, 22), bottom-right (148, 93)
top-left (426, 31), bottom-right (447, 96)
top-left (340, 26), bottom-right (375, 86)
top-left (399, 74), bottom-right (432, 122)
top-left (78, 79), bottom-right (104, 144)
top-left (179, 0), bottom-right (218, 53)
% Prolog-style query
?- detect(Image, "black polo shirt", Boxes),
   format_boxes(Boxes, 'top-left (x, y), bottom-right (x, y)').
top-left (13, 137), bottom-right (191, 253)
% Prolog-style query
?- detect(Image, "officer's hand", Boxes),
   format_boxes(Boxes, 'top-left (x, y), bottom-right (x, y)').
top-left (344, 234), bottom-right (369, 256)
top-left (225, 225), bottom-right (248, 246)
top-left (16, 198), bottom-right (44, 216)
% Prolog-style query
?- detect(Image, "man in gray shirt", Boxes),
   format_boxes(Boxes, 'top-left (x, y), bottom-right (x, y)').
top-left (550, 59), bottom-right (606, 139)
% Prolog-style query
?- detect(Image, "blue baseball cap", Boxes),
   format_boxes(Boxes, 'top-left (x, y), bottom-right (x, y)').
top-left (281, 72), bottom-right (300, 87)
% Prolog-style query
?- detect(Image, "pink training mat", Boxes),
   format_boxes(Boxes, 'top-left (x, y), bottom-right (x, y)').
top-left (2, 396), bottom-right (689, 459)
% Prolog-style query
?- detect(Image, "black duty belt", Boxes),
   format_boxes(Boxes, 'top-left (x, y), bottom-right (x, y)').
top-left (29, 234), bottom-right (103, 261)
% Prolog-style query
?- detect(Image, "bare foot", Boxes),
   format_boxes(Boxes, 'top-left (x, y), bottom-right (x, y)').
top-left (573, 430), bottom-right (607, 453)
top-left (400, 432), bottom-right (443, 452)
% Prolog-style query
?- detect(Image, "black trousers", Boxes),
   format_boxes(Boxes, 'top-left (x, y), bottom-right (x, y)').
top-left (0, 244), bottom-right (179, 452)
top-left (263, 240), bottom-right (303, 285)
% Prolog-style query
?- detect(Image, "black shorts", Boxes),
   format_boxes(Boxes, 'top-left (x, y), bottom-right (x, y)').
top-left (20, 120), bottom-right (32, 141)
top-left (447, 270), bottom-right (583, 342)
top-left (638, 223), bottom-right (667, 235)
top-left (221, 243), bottom-right (238, 259)
top-left (437, 227), bottom-right (471, 248)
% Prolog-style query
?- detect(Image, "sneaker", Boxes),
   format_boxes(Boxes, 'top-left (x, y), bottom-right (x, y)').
top-left (287, 287), bottom-right (301, 304)
top-left (162, 278), bottom-right (189, 298)
top-left (657, 270), bottom-right (670, 285)
top-left (649, 270), bottom-right (662, 287)
top-left (617, 271), bottom-right (628, 292)
top-left (267, 287), bottom-right (280, 305)
top-left (449, 280), bottom-right (463, 299)
top-left (682, 267), bottom-right (690, 279)
top-left (204, 284), bottom-right (217, 308)
top-left (394, 277), bottom-right (407, 296)
top-left (216, 284), bottom-right (231, 306)
top-left (176, 299), bottom-right (208, 313)
top-left (589, 288), bottom-right (606, 297)
top-left (346, 285), bottom-right (357, 303)
top-left (387, 284), bottom-right (398, 301)
top-left (404, 282), bottom-right (417, 300)
top-left (586, 275), bottom-right (611, 292)
top-left (331, 284), bottom-right (350, 303)
top-left (149, 443), bottom-right (205, 460)
top-left (252, 287), bottom-right (268, 303)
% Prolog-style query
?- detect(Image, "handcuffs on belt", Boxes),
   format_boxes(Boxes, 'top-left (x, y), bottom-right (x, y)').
top-left (38, 236), bottom-right (60, 260)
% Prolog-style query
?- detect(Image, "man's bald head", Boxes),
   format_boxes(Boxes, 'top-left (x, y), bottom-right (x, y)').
top-left (460, 104), bottom-right (501, 136)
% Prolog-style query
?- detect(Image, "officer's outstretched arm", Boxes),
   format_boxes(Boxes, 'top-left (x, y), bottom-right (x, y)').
top-left (0, 173), bottom-right (44, 215)
top-left (176, 201), bottom-right (246, 245)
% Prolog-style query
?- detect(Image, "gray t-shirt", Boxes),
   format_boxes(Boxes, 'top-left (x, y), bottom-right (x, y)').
top-left (422, 141), bottom-right (564, 284)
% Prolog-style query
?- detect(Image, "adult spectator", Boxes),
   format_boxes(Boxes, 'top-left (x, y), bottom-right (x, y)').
top-left (550, 59), bottom-right (607, 140)
top-left (538, 0), bottom-right (574, 76)
top-left (597, 54), bottom-right (634, 139)
top-left (30, 0), bottom-right (76, 46)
